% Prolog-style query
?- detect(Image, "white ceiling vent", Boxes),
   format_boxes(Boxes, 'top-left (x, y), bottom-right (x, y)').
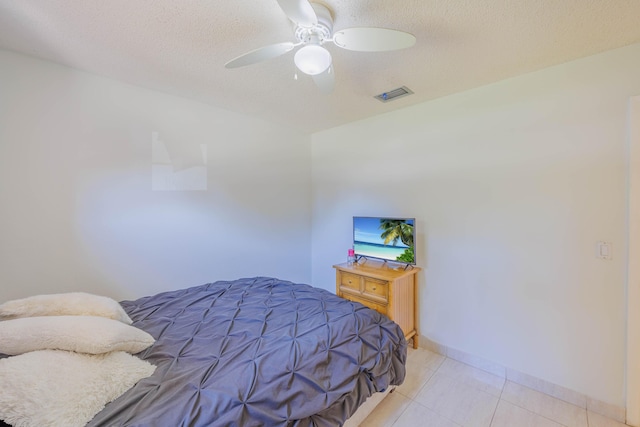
top-left (374, 86), bottom-right (414, 102)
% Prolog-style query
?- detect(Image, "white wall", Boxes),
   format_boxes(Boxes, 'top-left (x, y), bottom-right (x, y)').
top-left (0, 49), bottom-right (311, 301)
top-left (311, 43), bottom-right (640, 406)
top-left (627, 96), bottom-right (640, 426)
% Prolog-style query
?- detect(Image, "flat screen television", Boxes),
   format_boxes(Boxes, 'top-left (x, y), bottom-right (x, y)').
top-left (353, 217), bottom-right (416, 265)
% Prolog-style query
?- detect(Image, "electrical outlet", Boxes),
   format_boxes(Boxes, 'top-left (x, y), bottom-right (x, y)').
top-left (596, 241), bottom-right (612, 260)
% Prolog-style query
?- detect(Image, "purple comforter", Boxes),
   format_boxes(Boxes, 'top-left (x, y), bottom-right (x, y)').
top-left (88, 277), bottom-right (407, 426)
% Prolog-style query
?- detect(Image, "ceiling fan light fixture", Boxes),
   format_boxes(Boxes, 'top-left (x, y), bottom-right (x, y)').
top-left (294, 44), bottom-right (332, 75)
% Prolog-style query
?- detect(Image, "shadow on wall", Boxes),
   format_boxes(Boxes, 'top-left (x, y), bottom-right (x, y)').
top-left (151, 131), bottom-right (207, 191)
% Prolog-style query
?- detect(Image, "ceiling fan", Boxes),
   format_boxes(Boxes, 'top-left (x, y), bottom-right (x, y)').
top-left (224, 0), bottom-right (416, 93)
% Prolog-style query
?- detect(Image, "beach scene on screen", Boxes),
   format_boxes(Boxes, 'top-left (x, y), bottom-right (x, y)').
top-left (353, 217), bottom-right (415, 262)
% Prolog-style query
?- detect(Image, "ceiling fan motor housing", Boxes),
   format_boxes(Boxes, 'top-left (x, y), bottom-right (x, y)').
top-left (294, 3), bottom-right (333, 45)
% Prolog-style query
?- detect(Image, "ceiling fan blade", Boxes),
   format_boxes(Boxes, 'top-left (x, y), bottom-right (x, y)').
top-left (225, 42), bottom-right (296, 69)
top-left (312, 65), bottom-right (335, 94)
top-left (275, 0), bottom-right (318, 27)
top-left (332, 27), bottom-right (416, 52)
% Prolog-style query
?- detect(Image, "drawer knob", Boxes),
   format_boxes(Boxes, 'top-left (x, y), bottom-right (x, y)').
top-left (348, 280), bottom-right (352, 284)
top-left (372, 287), bottom-right (377, 291)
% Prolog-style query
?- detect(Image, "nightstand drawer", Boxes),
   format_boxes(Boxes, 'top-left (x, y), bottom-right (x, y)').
top-left (340, 273), bottom-right (361, 292)
top-left (341, 293), bottom-right (387, 315)
top-left (363, 278), bottom-right (388, 300)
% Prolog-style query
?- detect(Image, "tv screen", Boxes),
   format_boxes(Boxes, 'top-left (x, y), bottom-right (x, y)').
top-left (353, 217), bottom-right (416, 265)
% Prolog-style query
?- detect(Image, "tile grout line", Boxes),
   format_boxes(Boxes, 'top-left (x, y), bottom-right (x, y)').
top-left (500, 381), bottom-right (579, 427)
top-left (424, 355), bottom-right (493, 427)
top-left (406, 354), bottom-right (462, 427)
top-left (431, 353), bottom-right (577, 427)
top-left (387, 392), bottom-right (411, 427)
top-left (389, 352), bottom-right (440, 427)
top-left (487, 378), bottom-right (506, 427)
top-left (440, 355), bottom-right (591, 427)
top-left (398, 349), bottom-right (624, 427)
top-left (437, 342), bottom-right (625, 422)
top-left (418, 355), bottom-right (501, 427)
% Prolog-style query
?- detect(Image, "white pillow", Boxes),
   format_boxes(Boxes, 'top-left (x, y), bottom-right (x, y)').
top-left (0, 349), bottom-right (156, 427)
top-left (0, 292), bottom-right (133, 324)
top-left (0, 316), bottom-right (155, 356)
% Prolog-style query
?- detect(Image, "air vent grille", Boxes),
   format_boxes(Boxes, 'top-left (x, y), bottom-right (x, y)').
top-left (374, 86), bottom-right (414, 102)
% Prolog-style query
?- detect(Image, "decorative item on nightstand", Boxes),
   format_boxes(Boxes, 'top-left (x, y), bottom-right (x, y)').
top-left (347, 248), bottom-right (356, 266)
top-left (333, 260), bottom-right (421, 349)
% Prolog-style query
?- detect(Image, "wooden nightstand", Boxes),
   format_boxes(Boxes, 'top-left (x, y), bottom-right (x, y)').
top-left (333, 260), bottom-right (421, 349)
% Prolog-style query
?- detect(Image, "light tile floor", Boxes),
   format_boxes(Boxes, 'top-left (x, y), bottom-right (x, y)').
top-left (361, 348), bottom-right (629, 427)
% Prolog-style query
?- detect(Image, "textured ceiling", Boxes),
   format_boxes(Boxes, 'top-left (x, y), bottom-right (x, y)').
top-left (1, 0), bottom-right (640, 134)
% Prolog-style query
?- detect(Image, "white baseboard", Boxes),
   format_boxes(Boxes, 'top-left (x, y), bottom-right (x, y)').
top-left (420, 336), bottom-right (626, 423)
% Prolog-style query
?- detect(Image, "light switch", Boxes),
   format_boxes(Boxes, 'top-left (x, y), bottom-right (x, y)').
top-left (597, 241), bottom-right (612, 260)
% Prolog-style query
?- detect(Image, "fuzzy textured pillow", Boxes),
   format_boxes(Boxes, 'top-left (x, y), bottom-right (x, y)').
top-left (0, 349), bottom-right (155, 427)
top-left (0, 292), bottom-right (132, 324)
top-left (0, 316), bottom-right (155, 356)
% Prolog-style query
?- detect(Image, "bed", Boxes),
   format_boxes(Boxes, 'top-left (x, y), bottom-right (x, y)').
top-left (17, 277), bottom-right (406, 426)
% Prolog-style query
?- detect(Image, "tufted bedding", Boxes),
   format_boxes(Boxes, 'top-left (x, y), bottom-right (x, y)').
top-left (87, 277), bottom-right (407, 426)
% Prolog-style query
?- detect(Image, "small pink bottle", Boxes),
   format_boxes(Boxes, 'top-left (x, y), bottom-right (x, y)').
top-left (347, 249), bottom-right (356, 266)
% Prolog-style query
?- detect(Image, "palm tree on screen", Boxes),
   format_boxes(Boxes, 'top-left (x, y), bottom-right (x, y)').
top-left (379, 219), bottom-right (414, 247)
